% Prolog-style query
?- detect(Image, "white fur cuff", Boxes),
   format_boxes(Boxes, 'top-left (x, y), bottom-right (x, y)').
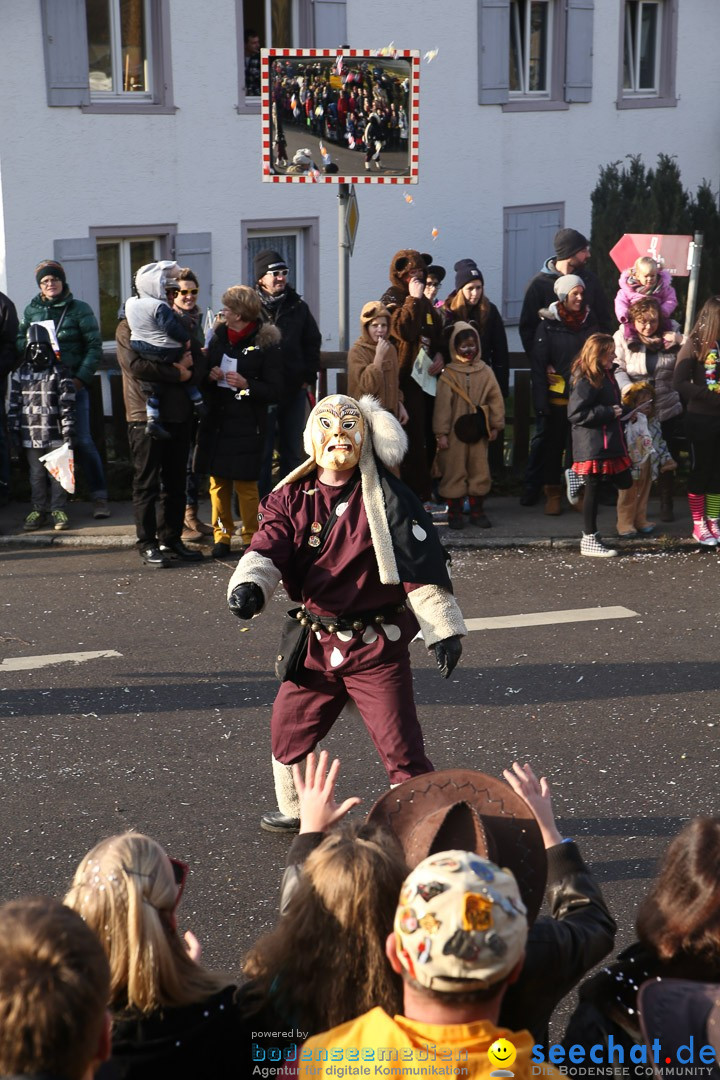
top-left (407, 585), bottom-right (467, 648)
top-left (227, 550), bottom-right (282, 607)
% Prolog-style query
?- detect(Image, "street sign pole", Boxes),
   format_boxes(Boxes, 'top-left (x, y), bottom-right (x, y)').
top-left (684, 232), bottom-right (703, 334)
top-left (337, 183), bottom-right (359, 352)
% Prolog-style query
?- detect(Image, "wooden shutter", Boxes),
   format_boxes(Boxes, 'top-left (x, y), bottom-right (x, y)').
top-left (565, 0), bottom-right (594, 103)
top-left (478, 0), bottom-right (510, 105)
top-left (174, 233), bottom-right (213, 316)
top-left (54, 237), bottom-right (100, 319)
top-left (503, 206), bottom-right (562, 322)
top-left (313, 0), bottom-right (347, 48)
top-left (41, 0), bottom-right (90, 107)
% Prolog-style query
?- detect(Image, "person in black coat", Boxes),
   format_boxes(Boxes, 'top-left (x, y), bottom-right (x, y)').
top-left (254, 250), bottom-right (321, 496)
top-left (567, 333), bottom-right (632, 557)
top-left (529, 275), bottom-right (598, 515)
top-left (0, 290), bottom-right (19, 507)
top-left (196, 286), bottom-right (282, 559)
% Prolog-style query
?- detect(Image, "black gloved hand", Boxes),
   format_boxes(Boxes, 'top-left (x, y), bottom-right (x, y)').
top-left (433, 635), bottom-right (462, 679)
top-left (228, 582), bottom-right (264, 619)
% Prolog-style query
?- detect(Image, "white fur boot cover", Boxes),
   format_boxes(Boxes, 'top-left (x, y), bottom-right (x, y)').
top-left (272, 755), bottom-right (301, 817)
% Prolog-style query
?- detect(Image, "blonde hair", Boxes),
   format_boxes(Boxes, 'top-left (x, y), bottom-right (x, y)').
top-left (221, 285), bottom-right (262, 322)
top-left (64, 833), bottom-right (227, 1012)
top-left (633, 256), bottom-right (658, 276)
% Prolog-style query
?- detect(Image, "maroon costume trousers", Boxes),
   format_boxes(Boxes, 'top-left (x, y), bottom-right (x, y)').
top-left (271, 654), bottom-right (433, 785)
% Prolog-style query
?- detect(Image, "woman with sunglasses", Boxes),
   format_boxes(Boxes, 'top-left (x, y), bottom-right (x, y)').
top-left (64, 832), bottom-right (243, 1078)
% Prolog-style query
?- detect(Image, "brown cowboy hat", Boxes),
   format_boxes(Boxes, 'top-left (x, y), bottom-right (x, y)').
top-left (367, 769), bottom-right (547, 923)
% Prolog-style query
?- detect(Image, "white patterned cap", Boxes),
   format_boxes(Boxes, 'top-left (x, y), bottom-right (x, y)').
top-left (394, 850), bottom-right (528, 992)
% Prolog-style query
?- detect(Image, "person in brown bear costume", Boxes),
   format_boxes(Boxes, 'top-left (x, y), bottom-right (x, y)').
top-left (381, 250), bottom-right (445, 502)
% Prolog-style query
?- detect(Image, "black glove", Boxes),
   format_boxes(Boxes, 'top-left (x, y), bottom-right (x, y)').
top-left (433, 635), bottom-right (462, 679)
top-left (228, 582), bottom-right (263, 620)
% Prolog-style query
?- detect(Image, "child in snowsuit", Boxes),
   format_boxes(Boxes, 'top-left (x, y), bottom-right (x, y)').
top-left (8, 324), bottom-right (75, 532)
top-left (125, 260), bottom-right (205, 440)
top-left (615, 257), bottom-right (678, 343)
top-left (616, 380), bottom-right (676, 538)
top-left (433, 322), bottom-right (504, 529)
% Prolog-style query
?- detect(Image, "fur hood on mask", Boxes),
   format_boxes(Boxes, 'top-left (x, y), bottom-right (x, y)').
top-left (274, 394), bottom-right (408, 584)
top-left (388, 250), bottom-right (433, 293)
top-left (134, 260), bottom-right (181, 301)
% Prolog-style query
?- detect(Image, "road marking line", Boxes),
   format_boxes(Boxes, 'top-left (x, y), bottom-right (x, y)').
top-left (465, 606), bottom-right (638, 632)
top-left (0, 650), bottom-right (123, 672)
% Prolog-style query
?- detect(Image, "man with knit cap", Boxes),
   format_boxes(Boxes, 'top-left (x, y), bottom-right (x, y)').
top-left (297, 851), bottom-right (563, 1078)
top-left (254, 249), bottom-right (321, 496)
top-left (518, 229), bottom-right (612, 506)
top-left (227, 393), bottom-right (465, 833)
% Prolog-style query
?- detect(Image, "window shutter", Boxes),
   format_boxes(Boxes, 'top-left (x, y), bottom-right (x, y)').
top-left (478, 0), bottom-right (510, 105)
top-left (174, 233), bottom-right (213, 316)
top-left (54, 238), bottom-right (100, 320)
top-left (565, 0), bottom-right (594, 103)
top-left (313, 0), bottom-right (347, 48)
top-left (503, 206), bottom-right (562, 321)
top-left (40, 0), bottom-right (90, 107)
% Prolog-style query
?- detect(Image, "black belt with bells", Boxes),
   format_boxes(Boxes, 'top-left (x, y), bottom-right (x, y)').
top-left (296, 602), bottom-right (407, 634)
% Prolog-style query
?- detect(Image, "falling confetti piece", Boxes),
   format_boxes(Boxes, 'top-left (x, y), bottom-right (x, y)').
top-left (431, 227), bottom-right (439, 241)
top-left (424, 48), bottom-right (439, 62)
top-left (404, 194), bottom-right (414, 204)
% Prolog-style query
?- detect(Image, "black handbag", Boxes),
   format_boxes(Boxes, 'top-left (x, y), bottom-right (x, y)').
top-left (274, 472), bottom-right (361, 683)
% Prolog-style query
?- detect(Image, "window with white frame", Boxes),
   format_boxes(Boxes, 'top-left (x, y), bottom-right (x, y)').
top-left (41, 0), bottom-right (173, 111)
top-left (510, 0), bottom-right (552, 96)
top-left (623, 1), bottom-right (660, 93)
top-left (97, 236), bottom-right (160, 343)
top-left (478, 0), bottom-right (594, 110)
top-left (618, 0), bottom-right (677, 108)
top-left (86, 0), bottom-right (153, 98)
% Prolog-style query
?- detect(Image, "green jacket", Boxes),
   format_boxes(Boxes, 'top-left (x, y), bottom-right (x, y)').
top-left (17, 289), bottom-right (102, 386)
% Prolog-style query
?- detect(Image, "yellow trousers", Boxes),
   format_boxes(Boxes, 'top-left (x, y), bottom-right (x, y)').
top-left (209, 476), bottom-right (259, 547)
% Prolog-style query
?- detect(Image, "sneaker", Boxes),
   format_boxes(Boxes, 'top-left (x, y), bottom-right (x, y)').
top-left (692, 520), bottom-right (718, 547)
top-left (23, 510), bottom-right (47, 531)
top-left (580, 532), bottom-right (618, 558)
top-left (93, 498), bottom-right (110, 519)
top-left (212, 541), bottom-right (232, 560)
top-left (616, 530), bottom-right (638, 539)
top-left (565, 468), bottom-right (584, 507)
top-left (706, 518), bottom-right (720, 541)
top-left (636, 523), bottom-right (656, 536)
top-left (51, 510), bottom-right (69, 531)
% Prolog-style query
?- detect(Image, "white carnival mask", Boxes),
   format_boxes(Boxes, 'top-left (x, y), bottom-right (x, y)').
top-left (311, 396), bottom-right (365, 471)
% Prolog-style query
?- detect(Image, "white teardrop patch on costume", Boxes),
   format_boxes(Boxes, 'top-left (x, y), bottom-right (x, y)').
top-left (412, 523), bottom-right (427, 542)
top-left (336, 629), bottom-right (353, 642)
top-left (335, 502), bottom-right (349, 516)
top-left (382, 623), bottom-right (401, 642)
top-left (362, 626), bottom-right (378, 644)
top-left (315, 631), bottom-right (323, 641)
top-left (330, 647), bottom-right (344, 668)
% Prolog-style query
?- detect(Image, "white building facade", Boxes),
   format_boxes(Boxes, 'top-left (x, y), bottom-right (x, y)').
top-left (1, 0), bottom-right (718, 356)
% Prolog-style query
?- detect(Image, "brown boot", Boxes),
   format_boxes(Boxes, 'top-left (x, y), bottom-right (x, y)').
top-left (658, 471), bottom-right (675, 522)
top-left (543, 485), bottom-right (563, 515)
top-left (183, 507), bottom-right (213, 541)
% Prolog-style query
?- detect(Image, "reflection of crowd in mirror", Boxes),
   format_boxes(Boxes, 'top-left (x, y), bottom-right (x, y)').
top-left (270, 59), bottom-right (409, 165)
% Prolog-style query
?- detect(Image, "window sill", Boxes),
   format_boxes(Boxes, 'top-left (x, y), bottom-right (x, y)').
top-left (502, 99), bottom-right (570, 112)
top-left (81, 102), bottom-right (177, 115)
top-left (237, 97), bottom-right (261, 114)
top-left (616, 94), bottom-right (677, 110)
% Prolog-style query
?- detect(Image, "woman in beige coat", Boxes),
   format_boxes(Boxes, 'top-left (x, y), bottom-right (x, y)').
top-left (347, 301), bottom-right (408, 424)
top-left (433, 321), bottom-right (504, 529)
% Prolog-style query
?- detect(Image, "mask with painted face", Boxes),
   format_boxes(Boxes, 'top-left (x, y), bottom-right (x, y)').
top-left (310, 396), bottom-right (365, 471)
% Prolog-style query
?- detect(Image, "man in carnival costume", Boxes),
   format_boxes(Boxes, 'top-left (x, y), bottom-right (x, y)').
top-left (227, 394), bottom-right (466, 833)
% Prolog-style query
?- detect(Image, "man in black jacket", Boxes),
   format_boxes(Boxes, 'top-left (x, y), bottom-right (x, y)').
top-left (518, 229), bottom-right (613, 505)
top-left (254, 250), bottom-right (321, 496)
top-left (0, 290), bottom-right (19, 507)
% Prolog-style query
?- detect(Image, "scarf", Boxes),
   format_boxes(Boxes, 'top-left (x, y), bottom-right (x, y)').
top-left (557, 302), bottom-right (589, 332)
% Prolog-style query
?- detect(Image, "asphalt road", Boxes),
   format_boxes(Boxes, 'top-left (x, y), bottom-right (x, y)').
top-left (1, 544), bottom-right (718, 1010)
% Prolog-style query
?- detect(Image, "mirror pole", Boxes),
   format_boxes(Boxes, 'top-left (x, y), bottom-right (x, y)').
top-left (338, 182), bottom-right (350, 352)
top-left (684, 232), bottom-right (703, 335)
